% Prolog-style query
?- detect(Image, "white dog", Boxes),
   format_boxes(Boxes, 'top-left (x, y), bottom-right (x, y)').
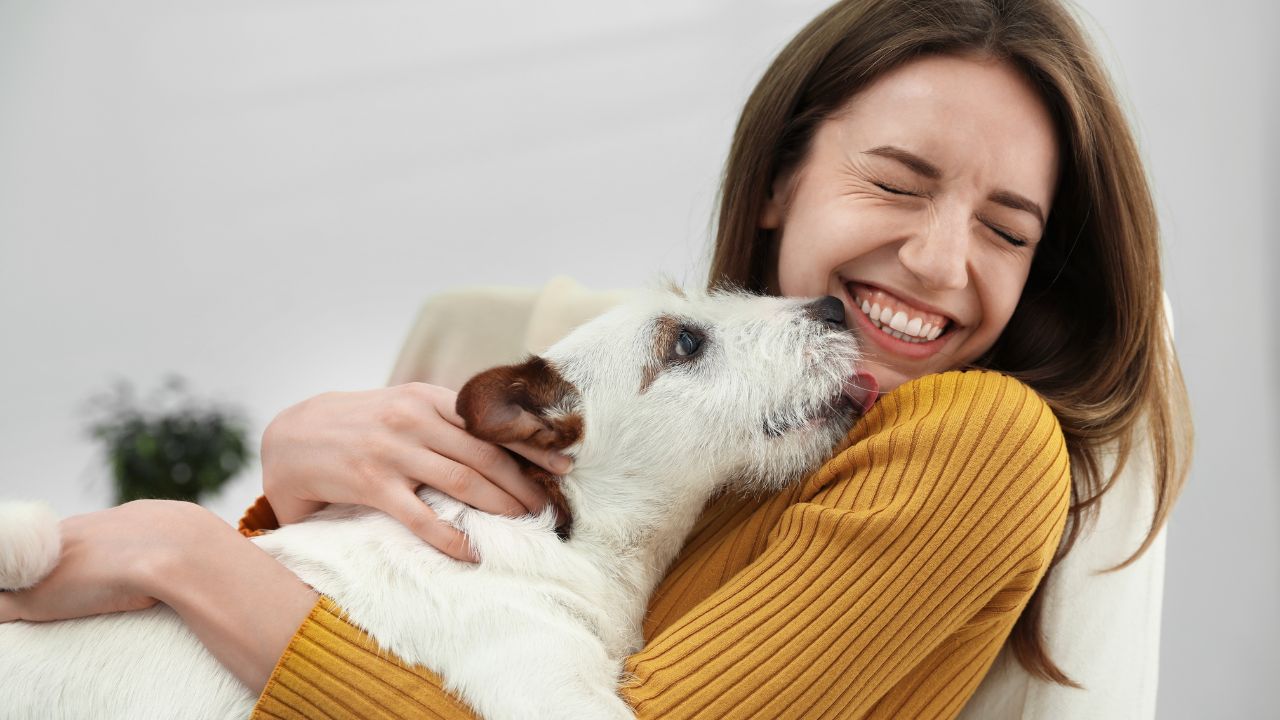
top-left (0, 288), bottom-right (875, 720)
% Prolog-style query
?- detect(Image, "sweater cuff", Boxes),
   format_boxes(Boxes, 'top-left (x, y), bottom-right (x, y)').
top-left (252, 597), bottom-right (479, 720)
top-left (237, 495), bottom-right (280, 538)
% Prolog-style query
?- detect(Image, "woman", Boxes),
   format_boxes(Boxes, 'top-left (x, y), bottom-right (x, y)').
top-left (0, 0), bottom-right (1191, 717)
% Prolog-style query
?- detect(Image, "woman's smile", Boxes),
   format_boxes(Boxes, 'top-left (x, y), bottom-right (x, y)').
top-left (840, 280), bottom-right (958, 361)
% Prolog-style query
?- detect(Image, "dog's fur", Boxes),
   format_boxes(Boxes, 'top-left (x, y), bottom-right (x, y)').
top-left (0, 288), bottom-right (868, 720)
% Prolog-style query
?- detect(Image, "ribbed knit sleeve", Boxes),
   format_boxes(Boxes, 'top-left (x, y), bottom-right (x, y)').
top-left (253, 598), bottom-right (477, 720)
top-left (249, 369), bottom-right (1070, 720)
top-left (621, 370), bottom-right (1070, 719)
top-left (238, 495), bottom-right (278, 538)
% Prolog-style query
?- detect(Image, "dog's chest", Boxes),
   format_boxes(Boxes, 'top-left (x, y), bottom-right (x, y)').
top-left (250, 505), bottom-right (640, 674)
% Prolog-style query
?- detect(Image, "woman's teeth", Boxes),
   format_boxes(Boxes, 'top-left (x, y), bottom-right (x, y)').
top-left (853, 290), bottom-right (950, 344)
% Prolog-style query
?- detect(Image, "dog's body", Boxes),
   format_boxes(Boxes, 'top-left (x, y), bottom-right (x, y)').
top-left (0, 289), bottom-right (870, 719)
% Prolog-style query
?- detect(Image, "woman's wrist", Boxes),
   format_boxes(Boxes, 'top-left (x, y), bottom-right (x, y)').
top-left (260, 407), bottom-right (325, 526)
top-left (141, 505), bottom-right (319, 693)
top-left (125, 501), bottom-right (228, 601)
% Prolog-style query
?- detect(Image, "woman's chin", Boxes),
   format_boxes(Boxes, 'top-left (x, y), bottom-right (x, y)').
top-left (860, 362), bottom-right (923, 397)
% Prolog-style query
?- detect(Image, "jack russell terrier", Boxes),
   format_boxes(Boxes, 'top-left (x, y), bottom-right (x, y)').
top-left (0, 287), bottom-right (876, 719)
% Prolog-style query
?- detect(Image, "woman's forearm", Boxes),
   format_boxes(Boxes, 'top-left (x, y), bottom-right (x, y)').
top-left (144, 517), bottom-right (318, 694)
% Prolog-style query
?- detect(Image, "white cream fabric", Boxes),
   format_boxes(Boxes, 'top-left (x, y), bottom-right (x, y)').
top-left (388, 276), bottom-right (1165, 720)
top-left (958, 449), bottom-right (1165, 720)
top-left (388, 276), bottom-right (636, 391)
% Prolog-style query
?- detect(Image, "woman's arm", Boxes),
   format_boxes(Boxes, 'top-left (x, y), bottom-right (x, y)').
top-left (154, 513), bottom-right (319, 692)
top-left (250, 371), bottom-right (1073, 719)
top-left (0, 500), bottom-right (317, 693)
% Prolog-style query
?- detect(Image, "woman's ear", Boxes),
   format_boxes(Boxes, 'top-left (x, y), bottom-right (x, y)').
top-left (456, 356), bottom-right (582, 451)
top-left (760, 190), bottom-right (783, 230)
top-left (759, 169), bottom-right (796, 230)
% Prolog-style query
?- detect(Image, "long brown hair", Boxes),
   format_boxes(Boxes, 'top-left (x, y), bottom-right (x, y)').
top-left (708, 0), bottom-right (1193, 686)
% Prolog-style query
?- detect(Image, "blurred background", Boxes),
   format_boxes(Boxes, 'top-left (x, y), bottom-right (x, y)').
top-left (0, 0), bottom-right (1275, 715)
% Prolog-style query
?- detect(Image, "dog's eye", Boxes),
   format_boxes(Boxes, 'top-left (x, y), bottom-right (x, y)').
top-left (674, 329), bottom-right (702, 357)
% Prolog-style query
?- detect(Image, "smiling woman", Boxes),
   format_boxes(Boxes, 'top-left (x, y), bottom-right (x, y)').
top-left (709, 0), bottom-right (1193, 691)
top-left (761, 53), bottom-right (1059, 392)
top-left (0, 1), bottom-right (1193, 718)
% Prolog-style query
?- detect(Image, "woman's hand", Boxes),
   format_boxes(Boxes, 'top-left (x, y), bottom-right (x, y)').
top-left (0, 500), bottom-right (319, 693)
top-left (0, 500), bottom-right (199, 623)
top-left (262, 383), bottom-right (573, 562)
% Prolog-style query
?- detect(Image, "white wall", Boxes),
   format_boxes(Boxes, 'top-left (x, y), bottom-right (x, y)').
top-left (1, 0), bottom-right (1275, 715)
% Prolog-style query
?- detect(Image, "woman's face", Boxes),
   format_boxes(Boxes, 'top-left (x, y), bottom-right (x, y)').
top-left (764, 54), bottom-right (1060, 394)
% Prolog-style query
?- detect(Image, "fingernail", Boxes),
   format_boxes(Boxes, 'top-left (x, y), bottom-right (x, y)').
top-left (550, 453), bottom-right (574, 475)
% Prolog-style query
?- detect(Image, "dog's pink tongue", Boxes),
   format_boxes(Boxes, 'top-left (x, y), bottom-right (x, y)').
top-left (844, 371), bottom-right (879, 415)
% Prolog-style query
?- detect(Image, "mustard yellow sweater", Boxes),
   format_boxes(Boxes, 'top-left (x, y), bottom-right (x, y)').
top-left (239, 370), bottom-right (1071, 720)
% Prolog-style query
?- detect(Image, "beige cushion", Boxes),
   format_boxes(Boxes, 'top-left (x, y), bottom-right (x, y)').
top-left (387, 276), bottom-right (633, 389)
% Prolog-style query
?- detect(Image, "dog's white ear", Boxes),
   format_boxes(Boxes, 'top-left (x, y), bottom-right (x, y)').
top-left (456, 356), bottom-right (582, 452)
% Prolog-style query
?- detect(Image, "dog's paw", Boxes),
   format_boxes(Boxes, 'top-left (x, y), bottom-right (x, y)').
top-left (0, 501), bottom-right (61, 590)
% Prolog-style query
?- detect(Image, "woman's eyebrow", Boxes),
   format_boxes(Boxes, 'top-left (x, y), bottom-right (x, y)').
top-left (864, 144), bottom-right (944, 180)
top-left (862, 145), bottom-right (1046, 228)
top-left (988, 189), bottom-right (1045, 228)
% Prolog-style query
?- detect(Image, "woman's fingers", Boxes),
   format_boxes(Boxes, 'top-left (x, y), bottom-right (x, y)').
top-left (501, 440), bottom-right (575, 477)
top-left (392, 442), bottom-right (530, 518)
top-left (413, 425), bottom-right (553, 515)
top-left (262, 383), bottom-right (565, 546)
top-left (374, 483), bottom-right (479, 563)
top-left (425, 383), bottom-right (574, 479)
top-left (407, 384), bottom-right (556, 514)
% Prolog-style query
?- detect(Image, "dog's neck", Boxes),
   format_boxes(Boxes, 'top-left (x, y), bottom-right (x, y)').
top-left (539, 465), bottom-right (720, 648)
top-left (439, 460), bottom-right (725, 659)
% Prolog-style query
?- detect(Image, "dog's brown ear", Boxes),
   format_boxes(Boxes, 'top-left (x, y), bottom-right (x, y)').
top-left (457, 357), bottom-right (581, 538)
top-left (456, 356), bottom-right (582, 451)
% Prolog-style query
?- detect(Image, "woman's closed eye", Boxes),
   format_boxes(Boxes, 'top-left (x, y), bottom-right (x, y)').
top-left (874, 178), bottom-right (1031, 248)
top-left (986, 224), bottom-right (1029, 248)
top-left (977, 215), bottom-right (1031, 248)
top-left (872, 180), bottom-right (923, 197)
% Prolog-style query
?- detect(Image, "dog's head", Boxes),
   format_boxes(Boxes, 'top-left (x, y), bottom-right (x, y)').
top-left (457, 287), bottom-right (875, 538)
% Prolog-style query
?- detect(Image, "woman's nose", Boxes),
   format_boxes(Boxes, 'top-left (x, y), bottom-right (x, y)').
top-left (897, 215), bottom-right (970, 291)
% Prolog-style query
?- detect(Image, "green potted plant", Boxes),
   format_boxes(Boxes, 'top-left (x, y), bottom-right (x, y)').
top-left (85, 375), bottom-right (253, 505)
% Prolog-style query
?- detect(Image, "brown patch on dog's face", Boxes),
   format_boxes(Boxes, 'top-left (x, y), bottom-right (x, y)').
top-left (639, 314), bottom-right (706, 394)
top-left (639, 315), bottom-right (682, 393)
top-left (457, 356), bottom-right (582, 536)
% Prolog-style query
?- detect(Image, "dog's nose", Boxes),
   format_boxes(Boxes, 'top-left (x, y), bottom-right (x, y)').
top-left (805, 296), bottom-right (846, 329)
